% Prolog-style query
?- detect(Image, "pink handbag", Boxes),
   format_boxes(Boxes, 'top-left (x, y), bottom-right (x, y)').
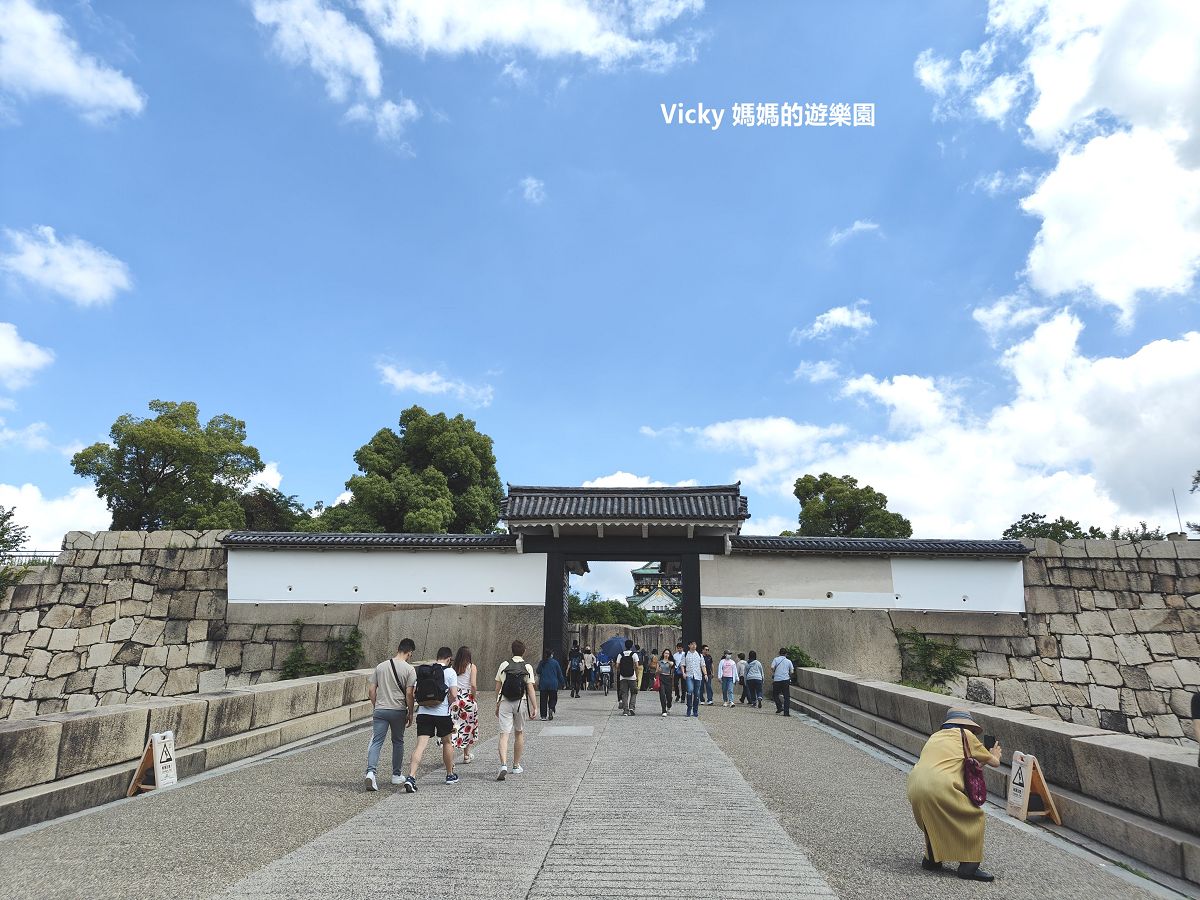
top-left (961, 729), bottom-right (987, 806)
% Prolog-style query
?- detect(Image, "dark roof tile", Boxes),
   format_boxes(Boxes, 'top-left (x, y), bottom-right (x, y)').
top-left (501, 484), bottom-right (748, 523)
top-left (221, 532), bottom-right (517, 550)
top-left (729, 536), bottom-right (1029, 557)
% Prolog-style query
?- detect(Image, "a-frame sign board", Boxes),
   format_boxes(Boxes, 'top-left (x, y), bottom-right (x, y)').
top-left (1006, 751), bottom-right (1061, 825)
top-left (127, 731), bottom-right (179, 797)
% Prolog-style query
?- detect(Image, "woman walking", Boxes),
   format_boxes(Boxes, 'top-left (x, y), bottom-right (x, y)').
top-left (717, 651), bottom-right (738, 706)
top-left (907, 709), bottom-right (1004, 881)
top-left (536, 648), bottom-right (565, 720)
top-left (657, 649), bottom-right (675, 716)
top-left (744, 651), bottom-right (764, 708)
top-left (449, 646), bottom-right (479, 764)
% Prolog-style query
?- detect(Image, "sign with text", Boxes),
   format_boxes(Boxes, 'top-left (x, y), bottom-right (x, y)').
top-left (1006, 751), bottom-right (1061, 825)
top-left (127, 730), bottom-right (178, 796)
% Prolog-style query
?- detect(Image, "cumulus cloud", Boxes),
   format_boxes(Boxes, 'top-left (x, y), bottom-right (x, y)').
top-left (971, 293), bottom-right (1052, 343)
top-left (915, 0), bottom-right (1200, 322)
top-left (792, 360), bottom-right (840, 383)
top-left (246, 461), bottom-right (283, 492)
top-left (0, 418), bottom-right (49, 452)
top-left (1, 225), bottom-right (131, 307)
top-left (0, 482), bottom-right (109, 549)
top-left (0, 322), bottom-right (53, 390)
top-left (581, 471), bottom-right (698, 488)
top-left (345, 96), bottom-right (420, 141)
top-left (520, 175), bottom-right (546, 204)
top-left (647, 317), bottom-right (1200, 537)
top-left (974, 168), bottom-right (1036, 196)
top-left (377, 363), bottom-right (494, 406)
top-left (355, 0), bottom-right (702, 70)
top-left (791, 301), bottom-right (875, 341)
top-left (828, 220), bottom-right (881, 246)
top-left (0, 0), bottom-right (145, 123)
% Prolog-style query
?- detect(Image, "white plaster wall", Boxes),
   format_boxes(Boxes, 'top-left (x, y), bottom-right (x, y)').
top-left (701, 555), bottom-right (1023, 612)
top-left (227, 549), bottom-right (547, 605)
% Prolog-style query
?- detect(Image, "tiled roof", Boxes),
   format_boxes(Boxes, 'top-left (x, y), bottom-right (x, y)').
top-left (221, 532), bottom-right (517, 550)
top-left (729, 536), bottom-right (1030, 557)
top-left (501, 484), bottom-right (749, 523)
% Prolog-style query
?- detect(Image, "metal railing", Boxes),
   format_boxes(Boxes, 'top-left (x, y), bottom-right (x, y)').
top-left (0, 551), bottom-right (59, 567)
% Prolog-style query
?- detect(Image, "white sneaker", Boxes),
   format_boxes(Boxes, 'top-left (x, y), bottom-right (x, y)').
top-left (391, 775), bottom-right (404, 785)
top-left (497, 766), bottom-right (507, 781)
top-left (512, 764), bottom-right (524, 774)
top-left (661, 712), bottom-right (667, 717)
top-left (365, 772), bottom-right (378, 791)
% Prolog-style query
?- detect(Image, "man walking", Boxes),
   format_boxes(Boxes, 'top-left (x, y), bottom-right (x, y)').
top-left (682, 640), bottom-right (707, 718)
top-left (771, 648), bottom-right (795, 716)
top-left (701, 645), bottom-right (715, 705)
top-left (616, 639), bottom-right (640, 716)
top-left (403, 646), bottom-right (460, 790)
top-left (495, 639), bottom-right (538, 780)
top-left (568, 640), bottom-right (584, 698)
top-left (672, 642), bottom-right (686, 704)
top-left (364, 637), bottom-right (417, 791)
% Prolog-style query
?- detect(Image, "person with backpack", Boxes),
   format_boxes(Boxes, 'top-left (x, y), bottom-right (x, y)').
top-left (567, 640), bottom-right (584, 698)
top-left (744, 650), bottom-right (765, 708)
top-left (616, 639), bottom-right (641, 716)
top-left (402, 646), bottom-right (460, 791)
top-left (364, 637), bottom-right (417, 791)
top-left (536, 648), bottom-right (565, 720)
top-left (771, 648), bottom-right (796, 716)
top-left (701, 645), bottom-right (715, 705)
top-left (495, 639), bottom-right (537, 781)
top-left (582, 646), bottom-right (597, 691)
top-left (717, 651), bottom-right (738, 706)
top-left (641, 647), bottom-right (659, 692)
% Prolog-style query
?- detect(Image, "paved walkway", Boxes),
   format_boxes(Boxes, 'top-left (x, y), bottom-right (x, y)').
top-left (0, 687), bottom-right (1174, 900)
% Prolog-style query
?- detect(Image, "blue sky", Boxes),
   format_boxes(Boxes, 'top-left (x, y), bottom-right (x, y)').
top-left (2, 0), bottom-right (1199, 573)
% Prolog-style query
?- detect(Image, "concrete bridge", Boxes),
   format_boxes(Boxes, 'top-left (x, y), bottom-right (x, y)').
top-left (0, 684), bottom-right (1184, 900)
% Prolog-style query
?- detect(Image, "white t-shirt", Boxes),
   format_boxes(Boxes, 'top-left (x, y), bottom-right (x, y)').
top-left (771, 655), bottom-right (795, 683)
top-left (418, 665), bottom-right (458, 717)
top-left (617, 650), bottom-right (640, 680)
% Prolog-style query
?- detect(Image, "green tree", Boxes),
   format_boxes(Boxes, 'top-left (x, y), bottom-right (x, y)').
top-left (1108, 522), bottom-right (1167, 541)
top-left (238, 488), bottom-right (307, 531)
top-left (566, 589), bottom-right (648, 626)
top-left (1002, 512), bottom-right (1106, 542)
top-left (791, 473), bottom-right (913, 538)
top-left (71, 400), bottom-right (263, 530)
top-left (0, 506), bottom-right (31, 593)
top-left (320, 406), bottom-right (502, 534)
top-left (1190, 469), bottom-right (1199, 534)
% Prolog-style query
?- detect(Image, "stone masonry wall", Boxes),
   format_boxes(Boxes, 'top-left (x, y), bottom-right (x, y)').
top-left (931, 537), bottom-right (1200, 744)
top-left (0, 530), bottom-right (356, 719)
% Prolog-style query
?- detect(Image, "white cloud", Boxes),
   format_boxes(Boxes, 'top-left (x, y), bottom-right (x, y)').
top-left (0, 417), bottom-right (49, 451)
top-left (648, 316), bottom-right (1200, 537)
top-left (355, 0), bottom-right (702, 70)
top-left (828, 219), bottom-right (881, 246)
top-left (970, 293), bottom-right (1051, 343)
top-left (501, 60), bottom-right (528, 85)
top-left (0, 322), bottom-right (53, 390)
top-left (246, 461), bottom-right (283, 492)
top-left (520, 176), bottom-right (546, 204)
top-left (791, 301), bottom-right (875, 341)
top-left (0, 0), bottom-right (144, 123)
top-left (334, 490), bottom-right (353, 506)
top-left (0, 482), bottom-right (108, 549)
top-left (581, 471), bottom-right (698, 488)
top-left (345, 96), bottom-right (420, 141)
top-left (1020, 127), bottom-right (1200, 324)
top-left (973, 168), bottom-right (1036, 196)
top-left (377, 363), bottom-right (494, 406)
top-left (915, 0), bottom-right (1200, 322)
top-left (254, 0), bottom-right (381, 102)
top-left (1, 225), bottom-right (131, 307)
top-left (571, 560), bottom-right (637, 603)
top-left (792, 360), bottom-right (839, 383)
top-left (745, 513), bottom-right (795, 536)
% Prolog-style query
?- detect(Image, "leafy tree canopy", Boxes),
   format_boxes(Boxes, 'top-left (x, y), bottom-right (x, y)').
top-left (315, 406), bottom-right (503, 534)
top-left (71, 400), bottom-right (263, 531)
top-left (790, 472), bottom-right (913, 538)
top-left (0, 506), bottom-right (28, 555)
top-left (238, 488), bottom-right (307, 532)
top-left (567, 589), bottom-right (648, 627)
top-left (1002, 512), bottom-right (1105, 542)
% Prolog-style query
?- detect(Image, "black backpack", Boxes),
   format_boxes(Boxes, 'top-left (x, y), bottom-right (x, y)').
top-left (414, 663), bottom-right (448, 708)
top-left (500, 659), bottom-right (528, 701)
top-left (618, 650), bottom-right (636, 679)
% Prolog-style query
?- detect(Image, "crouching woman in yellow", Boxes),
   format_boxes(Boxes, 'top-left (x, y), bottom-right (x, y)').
top-left (907, 709), bottom-right (1003, 882)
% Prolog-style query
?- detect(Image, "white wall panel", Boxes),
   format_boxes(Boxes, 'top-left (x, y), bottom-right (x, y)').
top-left (889, 558), bottom-right (1024, 612)
top-left (227, 549), bottom-right (547, 605)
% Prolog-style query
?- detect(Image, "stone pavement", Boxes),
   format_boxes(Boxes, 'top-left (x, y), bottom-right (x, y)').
top-left (0, 686), bottom-right (1178, 900)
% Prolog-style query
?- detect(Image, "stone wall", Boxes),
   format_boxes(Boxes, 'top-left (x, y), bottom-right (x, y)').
top-left (0, 531), bottom-right (353, 719)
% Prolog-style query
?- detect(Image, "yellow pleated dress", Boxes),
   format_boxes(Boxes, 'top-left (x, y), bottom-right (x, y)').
top-left (906, 727), bottom-right (993, 863)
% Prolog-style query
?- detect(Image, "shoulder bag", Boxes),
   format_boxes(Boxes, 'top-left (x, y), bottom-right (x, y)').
top-left (961, 729), bottom-right (987, 807)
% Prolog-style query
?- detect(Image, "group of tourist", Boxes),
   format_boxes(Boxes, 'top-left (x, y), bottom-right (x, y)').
top-left (364, 637), bottom-right (539, 789)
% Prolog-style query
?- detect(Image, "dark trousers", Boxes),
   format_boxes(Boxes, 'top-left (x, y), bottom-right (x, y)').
top-left (569, 669), bottom-right (582, 697)
top-left (674, 671), bottom-right (684, 701)
top-left (745, 678), bottom-right (763, 706)
top-left (659, 677), bottom-right (673, 712)
top-left (772, 680), bottom-right (791, 715)
top-left (539, 689), bottom-right (558, 718)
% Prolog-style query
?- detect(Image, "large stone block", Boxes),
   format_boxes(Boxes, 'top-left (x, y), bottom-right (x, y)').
top-left (246, 679), bottom-right (319, 728)
top-left (41, 705), bottom-right (150, 778)
top-left (1147, 661), bottom-right (1183, 689)
top-left (1059, 634), bottom-right (1090, 658)
top-left (1072, 734), bottom-right (1162, 819)
top-left (199, 689), bottom-right (256, 741)
top-left (0, 719), bottom-right (62, 791)
top-left (1049, 790), bottom-right (1188, 878)
top-left (163, 668), bottom-right (198, 695)
top-left (133, 695), bottom-right (209, 748)
top-left (1026, 586), bottom-right (1078, 614)
top-left (202, 725), bottom-right (281, 769)
top-left (1059, 658), bottom-right (1089, 682)
top-left (1132, 609), bottom-right (1182, 632)
top-left (972, 709), bottom-right (1106, 793)
top-left (279, 706), bottom-right (351, 745)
